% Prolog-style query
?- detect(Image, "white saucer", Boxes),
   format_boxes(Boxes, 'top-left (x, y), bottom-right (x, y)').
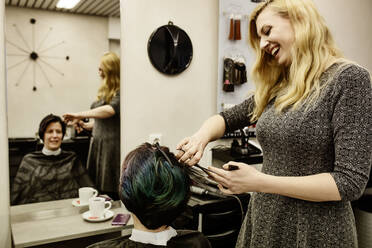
top-left (82, 210), bottom-right (114, 222)
top-left (72, 198), bottom-right (89, 207)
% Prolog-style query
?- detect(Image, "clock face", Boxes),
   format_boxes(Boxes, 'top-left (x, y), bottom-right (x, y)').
top-left (6, 18), bottom-right (69, 91)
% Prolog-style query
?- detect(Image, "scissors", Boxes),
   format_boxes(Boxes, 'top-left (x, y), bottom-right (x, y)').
top-left (176, 148), bottom-right (218, 174)
top-left (194, 163), bottom-right (215, 174)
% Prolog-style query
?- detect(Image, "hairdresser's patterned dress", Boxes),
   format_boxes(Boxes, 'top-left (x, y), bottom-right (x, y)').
top-left (87, 92), bottom-right (120, 195)
top-left (220, 64), bottom-right (372, 248)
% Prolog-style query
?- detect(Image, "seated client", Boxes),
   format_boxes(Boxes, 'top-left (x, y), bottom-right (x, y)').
top-left (87, 142), bottom-right (211, 248)
top-left (11, 114), bottom-right (94, 205)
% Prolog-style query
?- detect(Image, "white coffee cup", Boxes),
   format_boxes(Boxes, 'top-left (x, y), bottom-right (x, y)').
top-left (66, 125), bottom-right (76, 139)
top-left (79, 187), bottom-right (98, 205)
top-left (89, 197), bottom-right (112, 219)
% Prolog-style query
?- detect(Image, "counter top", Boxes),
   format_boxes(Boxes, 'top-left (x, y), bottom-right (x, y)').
top-left (11, 198), bottom-right (133, 248)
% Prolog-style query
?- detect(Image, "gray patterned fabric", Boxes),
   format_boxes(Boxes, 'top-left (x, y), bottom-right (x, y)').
top-left (11, 150), bottom-right (94, 205)
top-left (87, 92), bottom-right (121, 193)
top-left (220, 63), bottom-right (372, 248)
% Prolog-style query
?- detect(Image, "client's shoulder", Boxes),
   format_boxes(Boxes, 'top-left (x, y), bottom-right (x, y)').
top-left (169, 230), bottom-right (211, 248)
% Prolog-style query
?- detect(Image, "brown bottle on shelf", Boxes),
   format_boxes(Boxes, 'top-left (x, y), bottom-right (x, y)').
top-left (228, 15), bottom-right (234, 40)
top-left (234, 16), bottom-right (241, 40)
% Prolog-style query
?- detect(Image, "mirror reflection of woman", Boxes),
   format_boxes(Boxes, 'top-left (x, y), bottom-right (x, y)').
top-left (11, 114), bottom-right (94, 205)
top-left (63, 52), bottom-right (121, 200)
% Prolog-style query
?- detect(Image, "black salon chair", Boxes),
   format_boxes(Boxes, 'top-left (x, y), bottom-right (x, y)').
top-left (201, 208), bottom-right (242, 248)
top-left (174, 193), bottom-right (250, 248)
top-left (8, 138), bottom-right (38, 189)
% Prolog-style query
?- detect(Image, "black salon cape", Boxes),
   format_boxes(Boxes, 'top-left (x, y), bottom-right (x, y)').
top-left (87, 230), bottom-right (211, 248)
top-left (11, 150), bottom-right (94, 205)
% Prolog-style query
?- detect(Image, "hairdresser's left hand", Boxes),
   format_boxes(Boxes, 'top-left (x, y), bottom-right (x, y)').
top-left (207, 161), bottom-right (264, 194)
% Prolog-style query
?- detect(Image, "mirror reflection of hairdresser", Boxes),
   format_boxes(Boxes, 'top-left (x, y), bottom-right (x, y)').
top-left (87, 143), bottom-right (211, 248)
top-left (176, 0), bottom-right (372, 247)
top-left (63, 52), bottom-right (121, 200)
top-left (10, 114), bottom-right (94, 205)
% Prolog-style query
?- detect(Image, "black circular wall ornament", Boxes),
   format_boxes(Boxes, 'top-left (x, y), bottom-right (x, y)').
top-left (147, 21), bottom-right (193, 75)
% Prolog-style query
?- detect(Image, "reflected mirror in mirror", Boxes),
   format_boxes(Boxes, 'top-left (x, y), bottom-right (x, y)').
top-left (5, 0), bottom-right (121, 205)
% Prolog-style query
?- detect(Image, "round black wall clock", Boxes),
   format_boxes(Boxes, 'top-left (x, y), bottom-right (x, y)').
top-left (147, 21), bottom-right (193, 75)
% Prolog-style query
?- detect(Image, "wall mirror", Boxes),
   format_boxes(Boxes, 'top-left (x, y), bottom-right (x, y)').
top-left (5, 0), bottom-right (121, 205)
top-left (147, 21), bottom-right (193, 75)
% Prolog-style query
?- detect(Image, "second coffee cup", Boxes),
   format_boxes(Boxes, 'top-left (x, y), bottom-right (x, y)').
top-left (89, 197), bottom-right (112, 219)
top-left (79, 187), bottom-right (98, 205)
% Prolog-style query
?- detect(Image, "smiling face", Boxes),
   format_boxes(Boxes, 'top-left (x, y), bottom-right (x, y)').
top-left (43, 122), bottom-right (63, 151)
top-left (256, 7), bottom-right (295, 66)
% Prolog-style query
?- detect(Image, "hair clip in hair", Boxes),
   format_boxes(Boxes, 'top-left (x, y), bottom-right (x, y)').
top-left (153, 142), bottom-right (175, 168)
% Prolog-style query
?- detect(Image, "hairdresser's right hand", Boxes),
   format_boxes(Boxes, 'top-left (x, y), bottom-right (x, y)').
top-left (62, 113), bottom-right (81, 124)
top-left (176, 134), bottom-right (208, 166)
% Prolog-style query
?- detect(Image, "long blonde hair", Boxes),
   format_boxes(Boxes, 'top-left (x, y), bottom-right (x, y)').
top-left (97, 52), bottom-right (120, 103)
top-left (249, 0), bottom-right (343, 121)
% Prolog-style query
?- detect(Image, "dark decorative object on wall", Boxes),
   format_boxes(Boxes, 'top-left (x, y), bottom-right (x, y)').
top-left (147, 21), bottom-right (193, 75)
top-left (223, 58), bottom-right (234, 92)
top-left (223, 56), bottom-right (247, 92)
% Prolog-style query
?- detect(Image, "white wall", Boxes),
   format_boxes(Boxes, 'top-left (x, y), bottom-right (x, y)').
top-left (313, 0), bottom-right (372, 72)
top-left (108, 17), bottom-right (120, 40)
top-left (6, 6), bottom-right (109, 137)
top-left (1, 1), bottom-right (11, 247)
top-left (108, 17), bottom-right (121, 56)
top-left (120, 0), bottom-right (218, 165)
top-left (109, 39), bottom-right (121, 57)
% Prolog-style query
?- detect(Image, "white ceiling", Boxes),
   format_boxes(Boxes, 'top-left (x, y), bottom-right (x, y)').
top-left (5, 0), bottom-right (120, 17)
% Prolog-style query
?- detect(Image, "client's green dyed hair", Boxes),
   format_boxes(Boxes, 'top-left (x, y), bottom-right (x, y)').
top-left (119, 143), bottom-right (191, 229)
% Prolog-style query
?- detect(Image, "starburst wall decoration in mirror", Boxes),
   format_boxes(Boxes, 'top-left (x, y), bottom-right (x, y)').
top-left (6, 18), bottom-right (69, 91)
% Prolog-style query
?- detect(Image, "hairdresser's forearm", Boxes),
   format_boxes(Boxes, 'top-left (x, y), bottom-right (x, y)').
top-left (78, 105), bottom-right (115, 119)
top-left (259, 172), bottom-right (341, 202)
top-left (194, 115), bottom-right (226, 144)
